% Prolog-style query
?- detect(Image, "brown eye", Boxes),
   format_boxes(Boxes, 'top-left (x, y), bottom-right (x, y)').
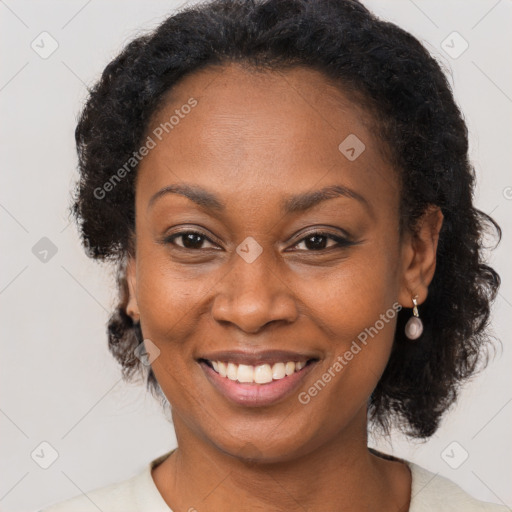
top-left (164, 231), bottom-right (217, 250)
top-left (291, 232), bottom-right (354, 252)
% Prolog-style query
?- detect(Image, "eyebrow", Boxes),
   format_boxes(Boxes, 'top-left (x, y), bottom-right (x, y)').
top-left (282, 184), bottom-right (370, 214)
top-left (147, 183), bottom-right (371, 215)
top-left (148, 184), bottom-right (224, 212)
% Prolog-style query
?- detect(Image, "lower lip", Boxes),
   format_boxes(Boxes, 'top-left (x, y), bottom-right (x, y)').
top-left (199, 360), bottom-right (317, 407)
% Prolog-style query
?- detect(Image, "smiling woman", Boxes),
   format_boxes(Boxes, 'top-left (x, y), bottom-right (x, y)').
top-left (39, 0), bottom-right (505, 511)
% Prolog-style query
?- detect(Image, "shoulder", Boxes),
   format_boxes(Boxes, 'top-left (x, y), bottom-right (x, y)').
top-left (407, 461), bottom-right (509, 512)
top-left (38, 474), bottom-right (140, 512)
top-left (38, 452), bottom-right (174, 512)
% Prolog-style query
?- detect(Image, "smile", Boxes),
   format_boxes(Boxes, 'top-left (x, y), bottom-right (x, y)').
top-left (206, 360), bottom-right (307, 384)
top-left (198, 356), bottom-right (319, 407)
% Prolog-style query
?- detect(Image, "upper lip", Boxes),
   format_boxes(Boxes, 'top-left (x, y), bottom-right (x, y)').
top-left (198, 349), bottom-right (320, 366)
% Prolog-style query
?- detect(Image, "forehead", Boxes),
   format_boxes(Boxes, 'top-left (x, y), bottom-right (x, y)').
top-left (136, 62), bottom-right (399, 215)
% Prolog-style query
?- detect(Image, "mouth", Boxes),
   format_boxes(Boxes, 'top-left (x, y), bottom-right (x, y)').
top-left (197, 351), bottom-right (320, 407)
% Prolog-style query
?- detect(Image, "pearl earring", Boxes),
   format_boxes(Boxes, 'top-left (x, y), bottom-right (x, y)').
top-left (405, 295), bottom-right (423, 340)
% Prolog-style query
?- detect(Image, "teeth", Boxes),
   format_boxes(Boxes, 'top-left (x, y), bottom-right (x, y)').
top-left (237, 364), bottom-right (254, 383)
top-left (272, 362), bottom-right (286, 379)
top-left (285, 362), bottom-right (295, 375)
top-left (254, 364), bottom-right (272, 384)
top-left (218, 361), bottom-right (227, 377)
top-left (227, 362), bottom-right (238, 381)
top-left (208, 359), bottom-right (309, 384)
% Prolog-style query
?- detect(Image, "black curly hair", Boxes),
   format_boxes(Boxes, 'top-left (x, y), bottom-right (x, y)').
top-left (71, 0), bottom-right (501, 439)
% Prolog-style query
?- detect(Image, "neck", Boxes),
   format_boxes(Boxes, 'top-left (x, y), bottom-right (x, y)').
top-left (152, 409), bottom-right (411, 511)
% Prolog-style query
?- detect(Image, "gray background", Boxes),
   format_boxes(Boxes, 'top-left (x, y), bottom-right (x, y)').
top-left (1, 1), bottom-right (511, 510)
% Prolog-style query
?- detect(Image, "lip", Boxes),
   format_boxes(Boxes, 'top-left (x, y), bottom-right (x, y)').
top-left (198, 349), bottom-right (318, 366)
top-left (198, 357), bottom-right (319, 407)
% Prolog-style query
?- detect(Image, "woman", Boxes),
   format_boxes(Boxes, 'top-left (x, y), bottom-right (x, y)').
top-left (40, 0), bottom-right (506, 510)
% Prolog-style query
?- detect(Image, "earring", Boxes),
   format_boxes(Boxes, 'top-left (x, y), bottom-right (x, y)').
top-left (405, 295), bottom-right (423, 340)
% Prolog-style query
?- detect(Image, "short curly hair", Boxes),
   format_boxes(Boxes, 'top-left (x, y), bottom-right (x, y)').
top-left (71, 0), bottom-right (501, 439)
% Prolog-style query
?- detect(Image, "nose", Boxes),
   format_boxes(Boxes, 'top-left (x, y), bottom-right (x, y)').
top-left (211, 250), bottom-right (299, 334)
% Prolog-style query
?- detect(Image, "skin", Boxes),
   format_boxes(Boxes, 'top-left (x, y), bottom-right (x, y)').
top-left (125, 62), bottom-right (443, 511)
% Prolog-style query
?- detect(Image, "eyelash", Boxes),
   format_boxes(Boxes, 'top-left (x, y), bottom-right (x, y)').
top-left (162, 230), bottom-right (355, 252)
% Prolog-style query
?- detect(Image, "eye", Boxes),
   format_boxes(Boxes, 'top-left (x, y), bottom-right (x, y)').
top-left (162, 229), bottom-right (355, 252)
top-left (289, 231), bottom-right (354, 252)
top-left (164, 230), bottom-right (218, 250)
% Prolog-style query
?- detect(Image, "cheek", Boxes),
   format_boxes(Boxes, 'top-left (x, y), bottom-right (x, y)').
top-left (135, 248), bottom-right (214, 341)
top-left (294, 248), bottom-right (400, 391)
top-left (135, 258), bottom-right (211, 408)
top-left (300, 270), bottom-right (398, 379)
top-left (295, 245), bottom-right (399, 338)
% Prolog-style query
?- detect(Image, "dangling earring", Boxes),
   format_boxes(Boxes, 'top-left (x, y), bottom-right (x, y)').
top-left (405, 295), bottom-right (423, 340)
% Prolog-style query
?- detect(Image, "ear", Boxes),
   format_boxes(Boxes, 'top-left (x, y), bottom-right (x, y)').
top-left (125, 256), bottom-right (140, 323)
top-left (398, 205), bottom-right (444, 307)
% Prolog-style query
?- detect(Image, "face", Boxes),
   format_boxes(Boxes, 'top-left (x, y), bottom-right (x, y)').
top-left (126, 63), bottom-right (436, 462)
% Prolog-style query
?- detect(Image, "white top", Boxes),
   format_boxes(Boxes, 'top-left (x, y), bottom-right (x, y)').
top-left (39, 450), bottom-right (509, 511)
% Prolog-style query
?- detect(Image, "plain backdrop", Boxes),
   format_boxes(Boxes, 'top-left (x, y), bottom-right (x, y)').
top-left (1, 1), bottom-right (511, 511)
